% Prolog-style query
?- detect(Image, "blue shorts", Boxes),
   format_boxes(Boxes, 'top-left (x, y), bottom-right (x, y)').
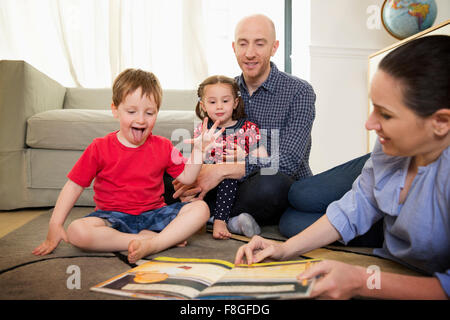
top-left (85, 202), bottom-right (188, 234)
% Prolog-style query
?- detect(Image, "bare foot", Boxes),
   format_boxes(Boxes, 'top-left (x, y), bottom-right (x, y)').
top-left (128, 239), bottom-right (152, 264)
top-left (176, 240), bottom-right (188, 247)
top-left (138, 229), bottom-right (157, 238)
top-left (127, 237), bottom-right (188, 264)
top-left (213, 220), bottom-right (231, 240)
top-left (138, 230), bottom-right (187, 247)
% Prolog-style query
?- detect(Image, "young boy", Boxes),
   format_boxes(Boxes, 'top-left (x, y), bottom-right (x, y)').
top-left (33, 68), bottom-right (223, 264)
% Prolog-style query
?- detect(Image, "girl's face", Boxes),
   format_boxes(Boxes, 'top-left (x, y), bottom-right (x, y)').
top-left (111, 87), bottom-right (158, 147)
top-left (200, 83), bottom-right (239, 127)
top-left (366, 70), bottom-right (436, 159)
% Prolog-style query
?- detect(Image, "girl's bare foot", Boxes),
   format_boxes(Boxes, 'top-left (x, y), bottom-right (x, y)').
top-left (213, 220), bottom-right (231, 240)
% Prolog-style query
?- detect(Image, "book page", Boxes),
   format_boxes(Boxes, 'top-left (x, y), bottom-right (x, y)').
top-left (91, 257), bottom-right (233, 300)
top-left (198, 259), bottom-right (320, 299)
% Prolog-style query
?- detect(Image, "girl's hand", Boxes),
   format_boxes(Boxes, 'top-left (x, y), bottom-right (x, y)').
top-left (224, 143), bottom-right (247, 162)
top-left (32, 223), bottom-right (68, 256)
top-left (297, 260), bottom-right (365, 299)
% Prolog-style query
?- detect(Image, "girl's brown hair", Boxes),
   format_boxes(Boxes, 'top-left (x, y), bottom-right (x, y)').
top-left (195, 75), bottom-right (246, 121)
top-left (112, 68), bottom-right (163, 110)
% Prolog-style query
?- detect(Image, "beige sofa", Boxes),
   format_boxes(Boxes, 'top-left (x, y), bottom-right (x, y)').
top-left (0, 60), bottom-right (198, 210)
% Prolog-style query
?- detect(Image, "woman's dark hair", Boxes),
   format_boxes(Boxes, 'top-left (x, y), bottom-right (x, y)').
top-left (195, 75), bottom-right (246, 120)
top-left (379, 35), bottom-right (449, 117)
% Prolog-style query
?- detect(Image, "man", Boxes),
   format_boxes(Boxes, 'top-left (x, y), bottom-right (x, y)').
top-left (173, 14), bottom-right (316, 234)
top-left (174, 14), bottom-right (380, 247)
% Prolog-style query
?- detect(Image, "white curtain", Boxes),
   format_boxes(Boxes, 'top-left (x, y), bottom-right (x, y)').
top-left (0, 0), bottom-right (209, 89)
top-left (0, 0), bottom-right (288, 89)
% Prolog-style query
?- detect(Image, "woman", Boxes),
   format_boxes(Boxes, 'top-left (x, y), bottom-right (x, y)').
top-left (234, 35), bottom-right (449, 299)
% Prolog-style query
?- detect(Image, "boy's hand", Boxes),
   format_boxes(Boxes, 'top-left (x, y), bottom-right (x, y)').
top-left (185, 118), bottom-right (224, 158)
top-left (32, 224), bottom-right (68, 256)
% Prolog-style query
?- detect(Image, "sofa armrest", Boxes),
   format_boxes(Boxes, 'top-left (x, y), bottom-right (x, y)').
top-left (0, 60), bottom-right (66, 151)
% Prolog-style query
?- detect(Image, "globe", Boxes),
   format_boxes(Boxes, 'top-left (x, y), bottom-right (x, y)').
top-left (381, 0), bottom-right (437, 40)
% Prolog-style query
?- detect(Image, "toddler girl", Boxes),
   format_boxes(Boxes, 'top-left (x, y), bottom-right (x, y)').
top-left (194, 75), bottom-right (268, 239)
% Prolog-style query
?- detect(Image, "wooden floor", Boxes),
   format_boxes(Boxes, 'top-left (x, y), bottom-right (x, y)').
top-left (0, 208), bottom-right (48, 239)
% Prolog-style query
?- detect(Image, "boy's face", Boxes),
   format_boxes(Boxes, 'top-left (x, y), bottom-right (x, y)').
top-left (111, 87), bottom-right (158, 147)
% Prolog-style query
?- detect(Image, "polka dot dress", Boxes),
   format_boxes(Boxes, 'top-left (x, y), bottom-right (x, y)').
top-left (194, 118), bottom-right (261, 223)
top-left (214, 179), bottom-right (238, 222)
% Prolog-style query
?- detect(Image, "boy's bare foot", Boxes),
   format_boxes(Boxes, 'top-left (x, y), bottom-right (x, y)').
top-left (127, 237), bottom-right (188, 264)
top-left (138, 229), bottom-right (157, 237)
top-left (138, 230), bottom-right (187, 247)
top-left (128, 239), bottom-right (150, 264)
top-left (213, 219), bottom-right (231, 240)
top-left (176, 240), bottom-right (188, 247)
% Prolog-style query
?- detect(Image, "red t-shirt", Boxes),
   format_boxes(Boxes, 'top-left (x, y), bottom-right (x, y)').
top-left (68, 131), bottom-right (185, 215)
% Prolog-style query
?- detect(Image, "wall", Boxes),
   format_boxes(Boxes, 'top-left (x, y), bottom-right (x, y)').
top-left (297, 0), bottom-right (449, 174)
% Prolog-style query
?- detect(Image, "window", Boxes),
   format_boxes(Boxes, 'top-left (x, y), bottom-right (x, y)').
top-left (0, 0), bottom-right (302, 89)
top-left (202, 0), bottom-right (285, 79)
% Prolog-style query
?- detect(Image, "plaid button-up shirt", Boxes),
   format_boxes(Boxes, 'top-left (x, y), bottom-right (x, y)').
top-left (236, 62), bottom-right (316, 180)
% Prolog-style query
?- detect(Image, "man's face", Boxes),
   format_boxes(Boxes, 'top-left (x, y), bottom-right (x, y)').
top-left (233, 16), bottom-right (279, 86)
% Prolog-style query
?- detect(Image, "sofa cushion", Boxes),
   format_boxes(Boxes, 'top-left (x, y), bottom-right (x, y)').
top-left (160, 89), bottom-right (198, 111)
top-left (63, 88), bottom-right (197, 111)
top-left (63, 88), bottom-right (112, 110)
top-left (26, 109), bottom-right (197, 151)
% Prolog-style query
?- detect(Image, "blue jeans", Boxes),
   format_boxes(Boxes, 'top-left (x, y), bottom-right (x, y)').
top-left (279, 153), bottom-right (384, 247)
top-left (85, 202), bottom-right (187, 234)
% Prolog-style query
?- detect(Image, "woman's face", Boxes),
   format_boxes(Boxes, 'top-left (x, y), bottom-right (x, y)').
top-left (366, 70), bottom-right (435, 158)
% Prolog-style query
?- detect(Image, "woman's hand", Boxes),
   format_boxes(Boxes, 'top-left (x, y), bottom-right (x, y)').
top-left (297, 260), bottom-right (365, 299)
top-left (234, 235), bottom-right (285, 265)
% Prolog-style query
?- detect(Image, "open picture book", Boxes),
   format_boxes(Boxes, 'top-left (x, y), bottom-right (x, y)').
top-left (91, 256), bottom-right (320, 300)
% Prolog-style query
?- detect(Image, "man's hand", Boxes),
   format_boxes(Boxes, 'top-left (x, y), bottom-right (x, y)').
top-left (172, 180), bottom-right (202, 202)
top-left (172, 164), bottom-right (224, 201)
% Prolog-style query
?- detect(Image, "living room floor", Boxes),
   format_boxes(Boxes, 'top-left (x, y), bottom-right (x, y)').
top-left (0, 208), bottom-right (48, 239)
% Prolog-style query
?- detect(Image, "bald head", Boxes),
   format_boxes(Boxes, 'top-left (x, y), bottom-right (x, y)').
top-left (234, 14), bottom-right (277, 42)
top-left (232, 14), bottom-right (279, 91)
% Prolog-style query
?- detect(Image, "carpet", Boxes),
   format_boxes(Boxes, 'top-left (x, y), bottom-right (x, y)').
top-left (0, 207), bottom-right (421, 300)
